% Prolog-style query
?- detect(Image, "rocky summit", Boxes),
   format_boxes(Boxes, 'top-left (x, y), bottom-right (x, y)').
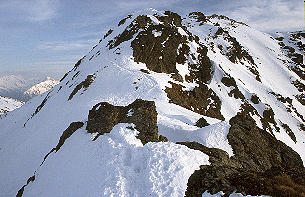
top-left (0, 9), bottom-right (304, 197)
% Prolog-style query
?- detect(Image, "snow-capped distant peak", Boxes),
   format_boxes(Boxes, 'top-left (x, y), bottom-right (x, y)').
top-left (24, 77), bottom-right (59, 96)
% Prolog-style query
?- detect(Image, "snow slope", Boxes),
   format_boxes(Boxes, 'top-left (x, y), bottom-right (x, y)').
top-left (24, 77), bottom-right (59, 97)
top-left (0, 95), bottom-right (24, 114)
top-left (0, 9), bottom-right (304, 197)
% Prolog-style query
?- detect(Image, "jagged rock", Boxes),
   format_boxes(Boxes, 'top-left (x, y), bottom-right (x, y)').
top-left (40, 122), bottom-right (85, 166)
top-left (281, 123), bottom-right (296, 143)
top-left (86, 99), bottom-right (167, 144)
top-left (195, 117), bottom-right (210, 127)
top-left (228, 113), bottom-right (302, 172)
top-left (86, 102), bottom-right (121, 134)
top-left (165, 82), bottom-right (224, 120)
top-left (221, 76), bottom-right (236, 87)
top-left (55, 122), bottom-right (84, 151)
top-left (68, 74), bottom-right (95, 100)
top-left (261, 107), bottom-right (280, 132)
top-left (250, 94), bottom-right (260, 104)
top-left (182, 113), bottom-right (305, 196)
top-left (189, 12), bottom-right (208, 25)
top-left (130, 15), bottom-right (189, 74)
top-left (16, 175), bottom-right (35, 197)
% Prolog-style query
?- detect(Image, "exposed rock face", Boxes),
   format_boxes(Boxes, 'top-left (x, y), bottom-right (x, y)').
top-left (68, 74), bottom-right (95, 100)
top-left (275, 31), bottom-right (304, 80)
top-left (181, 113), bottom-right (305, 197)
top-left (40, 121), bottom-right (84, 167)
top-left (213, 27), bottom-right (260, 82)
top-left (261, 107), bottom-right (280, 133)
top-left (55, 122), bottom-right (84, 151)
top-left (106, 11), bottom-right (225, 120)
top-left (131, 18), bottom-right (185, 73)
top-left (86, 99), bottom-right (167, 144)
top-left (16, 175), bottom-right (35, 197)
top-left (228, 114), bottom-right (303, 172)
top-left (250, 94), bottom-right (260, 104)
top-left (221, 76), bottom-right (245, 100)
top-left (165, 82), bottom-right (224, 120)
top-left (195, 117), bottom-right (210, 127)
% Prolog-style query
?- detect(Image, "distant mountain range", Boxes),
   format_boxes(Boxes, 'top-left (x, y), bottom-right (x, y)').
top-left (0, 74), bottom-right (60, 101)
top-left (0, 77), bottom-right (59, 114)
top-left (24, 77), bottom-right (59, 98)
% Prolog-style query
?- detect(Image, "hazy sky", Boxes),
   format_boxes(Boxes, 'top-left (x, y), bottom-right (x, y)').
top-left (0, 0), bottom-right (303, 72)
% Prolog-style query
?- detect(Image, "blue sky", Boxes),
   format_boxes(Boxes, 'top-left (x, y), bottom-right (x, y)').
top-left (0, 0), bottom-right (303, 73)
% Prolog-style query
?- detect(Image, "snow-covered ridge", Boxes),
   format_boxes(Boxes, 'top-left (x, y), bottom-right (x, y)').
top-left (0, 9), bottom-right (304, 197)
top-left (24, 77), bottom-right (59, 97)
top-left (0, 95), bottom-right (24, 114)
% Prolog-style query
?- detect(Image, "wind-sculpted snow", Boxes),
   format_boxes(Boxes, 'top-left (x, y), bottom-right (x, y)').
top-left (20, 124), bottom-right (209, 197)
top-left (0, 9), bottom-right (304, 197)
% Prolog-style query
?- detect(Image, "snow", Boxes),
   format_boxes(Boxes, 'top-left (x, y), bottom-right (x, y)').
top-left (202, 190), bottom-right (268, 197)
top-left (24, 77), bottom-right (59, 97)
top-left (158, 116), bottom-right (233, 156)
top-left (0, 95), bottom-right (24, 114)
top-left (0, 9), bottom-right (304, 196)
top-left (127, 109), bottom-right (133, 117)
top-left (152, 30), bottom-right (162, 37)
top-left (0, 72), bottom-right (63, 101)
top-left (176, 63), bottom-right (190, 81)
top-left (22, 124), bottom-right (209, 197)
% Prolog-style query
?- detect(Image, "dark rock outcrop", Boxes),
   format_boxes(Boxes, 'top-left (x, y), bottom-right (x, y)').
top-left (105, 11), bottom-right (224, 120)
top-left (16, 175), bottom-right (35, 197)
top-left (221, 76), bottom-right (245, 100)
top-left (195, 117), bottom-right (210, 127)
top-left (165, 82), bottom-right (224, 120)
top-left (55, 122), bottom-right (84, 151)
top-left (260, 107), bottom-right (280, 133)
top-left (41, 122), bottom-right (84, 166)
top-left (86, 99), bottom-right (167, 144)
top-left (68, 74), bottom-right (95, 100)
top-left (182, 113), bottom-right (305, 197)
top-left (250, 94), bottom-right (260, 104)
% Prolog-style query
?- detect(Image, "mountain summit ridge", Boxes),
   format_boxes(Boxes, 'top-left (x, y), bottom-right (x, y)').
top-left (0, 9), bottom-right (304, 196)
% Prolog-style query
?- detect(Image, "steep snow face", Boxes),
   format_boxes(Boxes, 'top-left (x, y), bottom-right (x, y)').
top-left (0, 9), bottom-right (304, 197)
top-left (274, 31), bottom-right (304, 80)
top-left (24, 77), bottom-right (59, 97)
top-left (0, 95), bottom-right (24, 114)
